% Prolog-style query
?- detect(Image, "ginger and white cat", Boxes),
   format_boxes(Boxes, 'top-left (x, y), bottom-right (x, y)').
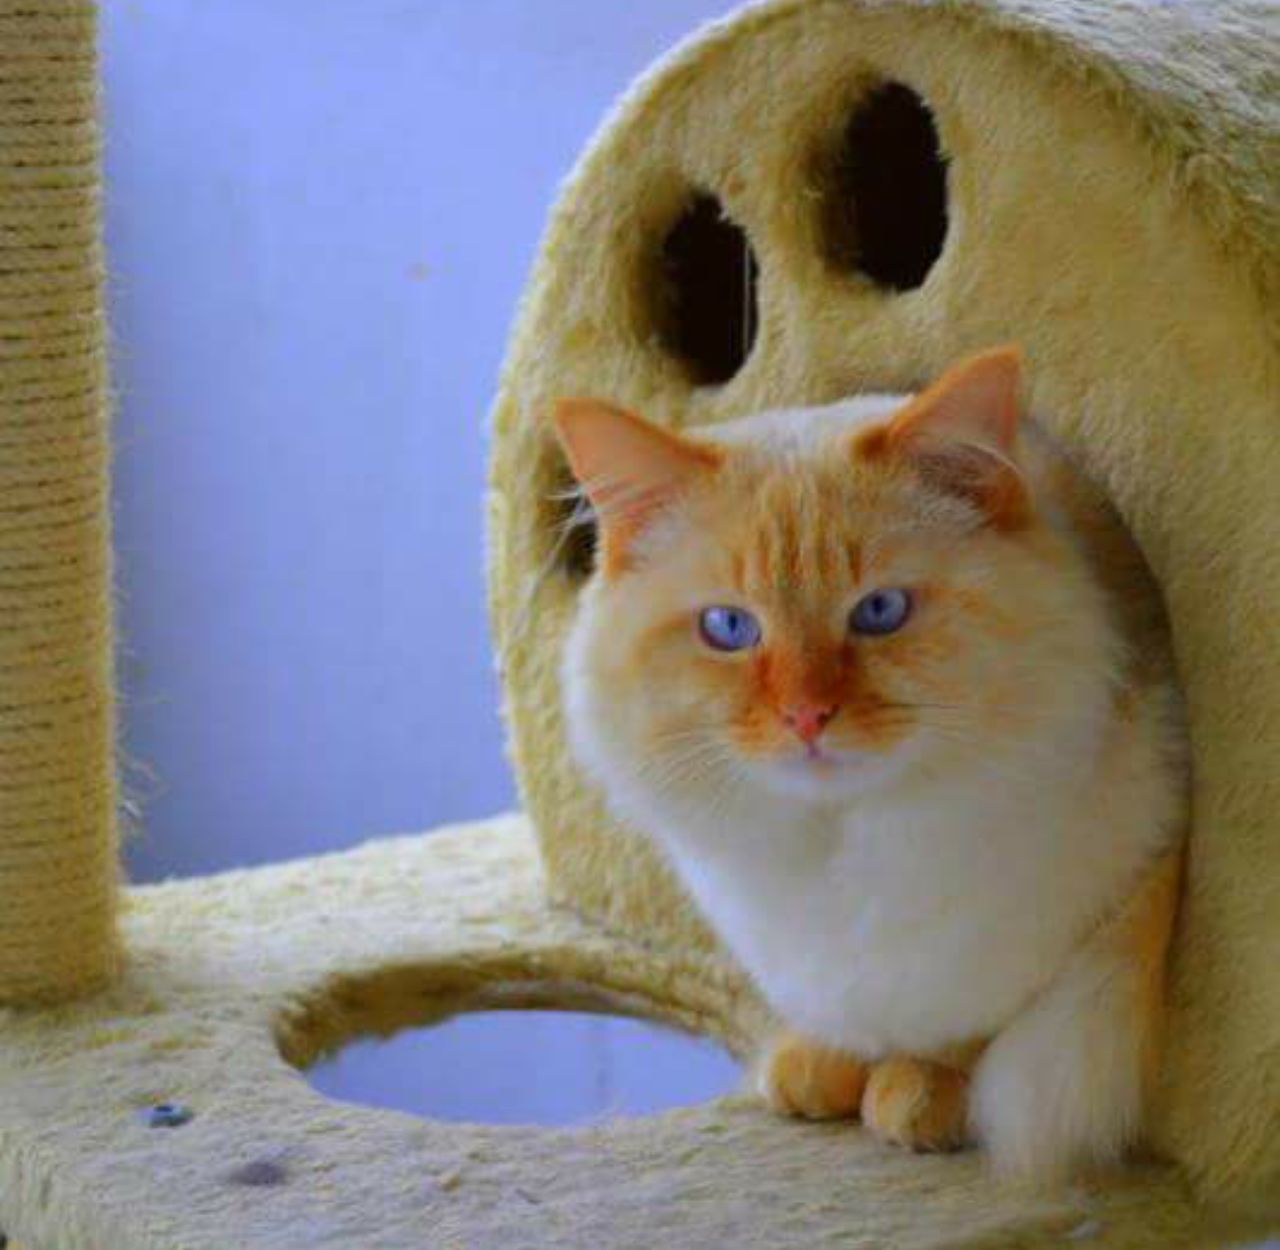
top-left (554, 347), bottom-right (1187, 1181)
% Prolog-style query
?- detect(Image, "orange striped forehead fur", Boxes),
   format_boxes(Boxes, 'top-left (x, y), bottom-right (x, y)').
top-left (695, 432), bottom-right (958, 611)
top-left (726, 456), bottom-right (863, 595)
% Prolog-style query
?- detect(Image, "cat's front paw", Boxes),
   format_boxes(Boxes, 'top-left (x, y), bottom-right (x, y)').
top-left (862, 1056), bottom-right (971, 1153)
top-left (757, 1032), bottom-right (868, 1121)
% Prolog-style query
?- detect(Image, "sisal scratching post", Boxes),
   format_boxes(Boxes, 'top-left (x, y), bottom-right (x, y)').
top-left (0, 0), bottom-right (118, 1002)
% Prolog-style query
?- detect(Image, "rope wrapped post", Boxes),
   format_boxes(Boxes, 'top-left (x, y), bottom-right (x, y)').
top-left (0, 0), bottom-right (119, 1002)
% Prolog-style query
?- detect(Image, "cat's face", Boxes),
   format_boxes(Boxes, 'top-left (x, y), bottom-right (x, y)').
top-left (557, 349), bottom-right (1112, 816)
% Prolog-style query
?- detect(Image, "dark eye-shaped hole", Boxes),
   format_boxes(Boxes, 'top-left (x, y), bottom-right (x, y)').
top-left (656, 192), bottom-right (759, 386)
top-left (822, 82), bottom-right (948, 291)
top-left (548, 466), bottom-right (597, 580)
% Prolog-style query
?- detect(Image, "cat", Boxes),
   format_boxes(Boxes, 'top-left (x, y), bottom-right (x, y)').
top-left (553, 346), bottom-right (1188, 1181)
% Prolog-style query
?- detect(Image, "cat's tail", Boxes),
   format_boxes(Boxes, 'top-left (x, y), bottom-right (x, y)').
top-left (968, 851), bottom-right (1181, 1182)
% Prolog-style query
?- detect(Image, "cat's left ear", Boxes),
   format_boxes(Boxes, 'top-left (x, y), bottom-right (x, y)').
top-left (554, 398), bottom-right (722, 572)
top-left (874, 345), bottom-right (1030, 530)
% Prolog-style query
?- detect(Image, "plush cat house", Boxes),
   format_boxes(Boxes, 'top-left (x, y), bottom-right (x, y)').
top-left (0, 1), bottom-right (1275, 1247)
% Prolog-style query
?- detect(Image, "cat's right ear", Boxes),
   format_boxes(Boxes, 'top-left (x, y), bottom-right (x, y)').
top-left (553, 398), bottom-right (721, 573)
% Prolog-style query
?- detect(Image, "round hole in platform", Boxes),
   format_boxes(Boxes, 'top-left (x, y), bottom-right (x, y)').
top-left (657, 193), bottom-right (760, 386)
top-left (823, 82), bottom-right (948, 291)
top-left (307, 1009), bottom-right (742, 1126)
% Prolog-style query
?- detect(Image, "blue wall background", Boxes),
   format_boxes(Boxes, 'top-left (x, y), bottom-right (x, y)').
top-left (102, 0), bottom-right (738, 1121)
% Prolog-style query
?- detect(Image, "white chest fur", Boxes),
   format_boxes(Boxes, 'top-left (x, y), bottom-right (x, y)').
top-left (656, 744), bottom-right (1169, 1058)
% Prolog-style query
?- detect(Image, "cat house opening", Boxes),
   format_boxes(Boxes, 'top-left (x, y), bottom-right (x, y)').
top-left (657, 192), bottom-right (760, 386)
top-left (549, 462), bottom-right (597, 579)
top-left (306, 1009), bottom-right (741, 1126)
top-left (822, 82), bottom-right (948, 291)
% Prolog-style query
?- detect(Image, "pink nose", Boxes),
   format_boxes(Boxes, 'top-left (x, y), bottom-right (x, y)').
top-left (782, 702), bottom-right (838, 744)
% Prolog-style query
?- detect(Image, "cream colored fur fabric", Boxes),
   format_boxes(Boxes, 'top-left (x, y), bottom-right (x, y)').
top-left (489, 0), bottom-right (1279, 1212)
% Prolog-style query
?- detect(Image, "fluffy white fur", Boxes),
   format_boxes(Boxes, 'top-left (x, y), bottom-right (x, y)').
top-left (562, 397), bottom-right (1185, 1181)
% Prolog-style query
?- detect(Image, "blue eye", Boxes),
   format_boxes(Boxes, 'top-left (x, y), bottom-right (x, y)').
top-left (850, 588), bottom-right (913, 636)
top-left (699, 606), bottom-right (762, 652)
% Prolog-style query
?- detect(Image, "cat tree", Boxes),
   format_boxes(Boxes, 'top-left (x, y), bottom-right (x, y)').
top-left (0, 1), bottom-right (1276, 1247)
